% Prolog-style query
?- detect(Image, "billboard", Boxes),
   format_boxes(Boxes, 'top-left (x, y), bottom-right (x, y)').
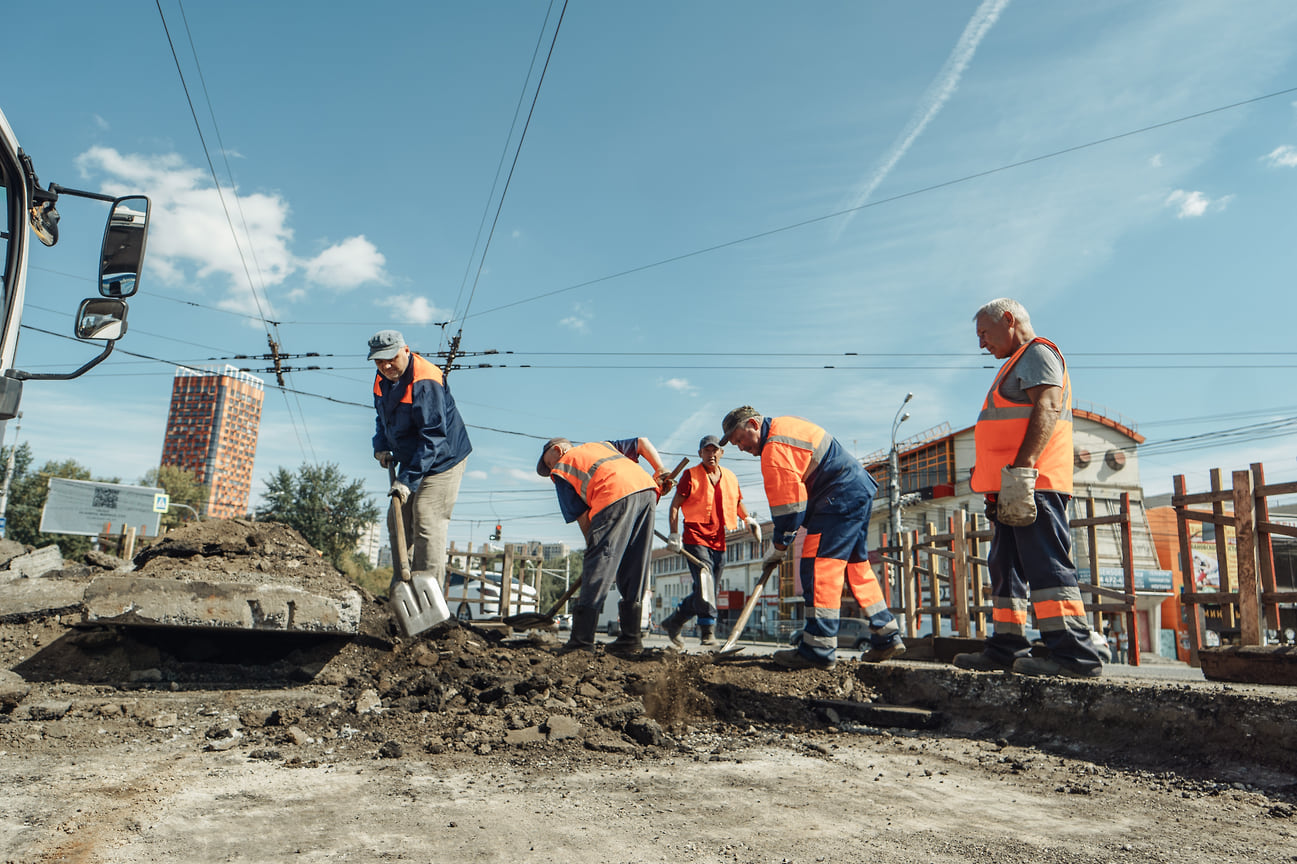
top-left (39, 478), bottom-right (166, 537)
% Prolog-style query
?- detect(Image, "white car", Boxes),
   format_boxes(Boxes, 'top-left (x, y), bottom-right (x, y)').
top-left (444, 570), bottom-right (538, 621)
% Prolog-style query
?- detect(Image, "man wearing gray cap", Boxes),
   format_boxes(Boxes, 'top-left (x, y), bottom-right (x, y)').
top-left (661, 435), bottom-right (760, 648)
top-left (369, 330), bottom-right (471, 594)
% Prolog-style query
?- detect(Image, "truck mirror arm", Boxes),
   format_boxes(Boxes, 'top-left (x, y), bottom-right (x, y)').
top-left (6, 341), bottom-right (115, 382)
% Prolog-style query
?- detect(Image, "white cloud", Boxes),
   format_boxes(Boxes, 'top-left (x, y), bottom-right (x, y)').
top-left (1164, 189), bottom-right (1231, 219)
top-left (660, 377), bottom-right (696, 394)
top-left (374, 294), bottom-right (449, 325)
top-left (1263, 145), bottom-right (1297, 167)
top-left (303, 235), bottom-right (388, 289)
top-left (559, 302), bottom-right (592, 333)
top-left (466, 469), bottom-right (488, 480)
top-left (72, 147), bottom-right (389, 316)
top-left (1149, 154), bottom-right (1163, 168)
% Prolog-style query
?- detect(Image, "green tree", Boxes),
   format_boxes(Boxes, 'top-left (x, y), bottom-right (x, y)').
top-left (254, 462), bottom-right (380, 570)
top-left (140, 464), bottom-right (209, 530)
top-left (2, 445), bottom-right (119, 558)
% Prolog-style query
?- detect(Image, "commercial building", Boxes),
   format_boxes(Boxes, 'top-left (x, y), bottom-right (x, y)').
top-left (159, 365), bottom-right (264, 520)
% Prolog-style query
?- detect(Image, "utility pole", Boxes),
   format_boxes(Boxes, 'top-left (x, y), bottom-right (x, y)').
top-left (0, 412), bottom-right (21, 539)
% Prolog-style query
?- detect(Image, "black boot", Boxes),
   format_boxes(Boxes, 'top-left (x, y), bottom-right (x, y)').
top-left (556, 606), bottom-right (599, 655)
top-left (698, 624), bottom-right (716, 646)
top-left (662, 608), bottom-right (689, 649)
top-left (607, 602), bottom-right (643, 658)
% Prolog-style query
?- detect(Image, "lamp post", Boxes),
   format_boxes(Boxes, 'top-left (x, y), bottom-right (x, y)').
top-left (888, 393), bottom-right (913, 546)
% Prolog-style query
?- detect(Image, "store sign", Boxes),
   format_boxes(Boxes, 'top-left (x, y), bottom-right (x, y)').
top-left (1076, 567), bottom-right (1174, 593)
top-left (717, 590), bottom-right (744, 610)
top-left (39, 478), bottom-right (164, 537)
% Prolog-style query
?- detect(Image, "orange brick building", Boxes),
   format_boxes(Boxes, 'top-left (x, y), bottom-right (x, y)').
top-left (160, 366), bottom-right (264, 519)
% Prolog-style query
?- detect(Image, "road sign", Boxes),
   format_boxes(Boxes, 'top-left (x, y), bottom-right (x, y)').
top-left (39, 478), bottom-right (164, 536)
top-left (153, 493), bottom-right (170, 513)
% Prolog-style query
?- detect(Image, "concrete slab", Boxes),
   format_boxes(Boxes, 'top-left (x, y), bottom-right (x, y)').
top-left (1199, 644), bottom-right (1297, 686)
top-left (82, 575), bottom-right (361, 634)
top-left (0, 577), bottom-right (86, 621)
top-left (6, 546), bottom-right (65, 579)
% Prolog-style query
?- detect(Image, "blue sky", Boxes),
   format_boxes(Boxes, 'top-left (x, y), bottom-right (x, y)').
top-left (3, 0), bottom-right (1296, 549)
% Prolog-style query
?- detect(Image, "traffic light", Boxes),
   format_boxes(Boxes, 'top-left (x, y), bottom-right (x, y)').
top-left (490, 523), bottom-right (501, 541)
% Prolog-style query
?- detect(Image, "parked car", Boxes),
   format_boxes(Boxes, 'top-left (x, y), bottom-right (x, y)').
top-left (444, 570), bottom-right (538, 621)
top-left (556, 614), bottom-right (572, 631)
top-left (787, 617), bottom-right (872, 650)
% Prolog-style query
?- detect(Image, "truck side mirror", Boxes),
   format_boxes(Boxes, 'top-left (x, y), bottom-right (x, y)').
top-left (99, 196), bottom-right (150, 298)
top-left (75, 298), bottom-right (128, 341)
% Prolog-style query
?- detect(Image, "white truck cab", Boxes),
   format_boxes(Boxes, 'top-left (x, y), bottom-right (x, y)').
top-left (0, 106), bottom-right (151, 436)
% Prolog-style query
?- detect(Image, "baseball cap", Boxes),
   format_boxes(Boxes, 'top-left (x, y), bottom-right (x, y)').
top-left (536, 437), bottom-right (572, 477)
top-left (367, 330), bottom-right (406, 361)
top-left (719, 406), bottom-right (760, 445)
top-left (698, 435), bottom-right (721, 452)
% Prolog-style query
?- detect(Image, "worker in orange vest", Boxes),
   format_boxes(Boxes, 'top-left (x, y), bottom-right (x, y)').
top-left (663, 435), bottom-right (760, 648)
top-left (721, 407), bottom-right (905, 670)
top-left (538, 436), bottom-right (674, 657)
top-left (954, 298), bottom-right (1104, 678)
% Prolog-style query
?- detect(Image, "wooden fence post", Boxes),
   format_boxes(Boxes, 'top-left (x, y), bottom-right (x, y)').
top-left (1251, 462), bottom-right (1281, 632)
top-left (952, 509), bottom-right (970, 637)
top-left (1232, 469), bottom-right (1261, 646)
top-left (1119, 492), bottom-right (1139, 666)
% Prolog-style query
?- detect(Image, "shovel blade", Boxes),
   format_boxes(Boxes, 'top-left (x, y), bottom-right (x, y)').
top-left (699, 565), bottom-right (715, 607)
top-left (390, 572), bottom-right (451, 638)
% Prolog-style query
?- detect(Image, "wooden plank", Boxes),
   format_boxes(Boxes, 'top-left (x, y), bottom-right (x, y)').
top-left (1085, 498), bottom-right (1102, 632)
top-left (952, 510), bottom-right (971, 638)
top-left (1069, 513), bottom-right (1128, 528)
top-left (1252, 462), bottom-right (1281, 631)
top-left (1261, 591), bottom-right (1297, 603)
top-left (1258, 521), bottom-right (1297, 539)
top-left (1121, 492), bottom-right (1140, 666)
top-left (1212, 470), bottom-right (1236, 630)
top-left (902, 531), bottom-right (918, 639)
top-left (1077, 584), bottom-right (1132, 601)
top-left (1174, 475), bottom-right (1203, 668)
top-left (1182, 591), bottom-right (1241, 604)
top-left (924, 522), bottom-right (940, 639)
top-left (1198, 645), bottom-right (1297, 686)
top-left (1233, 469), bottom-right (1261, 646)
top-left (1256, 479), bottom-right (1297, 497)
top-left (1172, 488), bottom-right (1237, 506)
top-left (1179, 509), bottom-right (1236, 528)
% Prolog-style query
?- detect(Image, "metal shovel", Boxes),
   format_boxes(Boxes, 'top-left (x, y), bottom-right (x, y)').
top-left (388, 466), bottom-right (451, 638)
top-left (654, 530), bottom-right (715, 607)
top-left (503, 575), bottom-right (584, 630)
top-left (713, 556), bottom-right (783, 660)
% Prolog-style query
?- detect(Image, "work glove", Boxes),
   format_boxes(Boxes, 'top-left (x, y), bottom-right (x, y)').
top-left (997, 466), bottom-right (1038, 526)
top-left (374, 450), bottom-right (394, 468)
top-left (745, 517), bottom-right (762, 544)
top-left (763, 543), bottom-right (788, 569)
top-left (983, 496), bottom-right (998, 524)
top-left (666, 532), bottom-right (683, 553)
top-left (390, 480), bottom-right (411, 504)
top-left (655, 471), bottom-right (676, 496)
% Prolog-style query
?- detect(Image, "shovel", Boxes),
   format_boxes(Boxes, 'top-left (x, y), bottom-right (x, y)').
top-left (388, 465), bottom-right (451, 638)
top-left (714, 556), bottom-right (783, 660)
top-left (503, 574), bottom-right (584, 630)
top-left (654, 530), bottom-right (715, 607)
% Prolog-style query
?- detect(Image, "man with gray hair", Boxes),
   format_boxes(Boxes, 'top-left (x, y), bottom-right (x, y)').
top-left (369, 329), bottom-right (472, 595)
top-left (953, 299), bottom-right (1104, 678)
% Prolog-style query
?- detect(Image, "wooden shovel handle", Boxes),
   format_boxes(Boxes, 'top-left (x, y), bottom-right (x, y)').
top-left (388, 464), bottom-right (412, 583)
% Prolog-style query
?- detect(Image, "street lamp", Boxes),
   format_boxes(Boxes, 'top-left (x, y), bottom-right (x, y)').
top-left (888, 393), bottom-right (913, 546)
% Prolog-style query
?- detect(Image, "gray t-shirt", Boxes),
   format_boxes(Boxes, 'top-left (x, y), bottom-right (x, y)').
top-left (998, 342), bottom-right (1064, 403)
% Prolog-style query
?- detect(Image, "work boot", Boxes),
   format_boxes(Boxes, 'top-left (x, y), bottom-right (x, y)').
top-left (661, 608), bottom-right (688, 650)
top-left (697, 624), bottom-right (716, 647)
top-left (556, 606), bottom-right (599, 655)
top-left (606, 602), bottom-right (643, 659)
top-left (1012, 655), bottom-right (1102, 679)
top-left (952, 650), bottom-right (1014, 672)
top-left (772, 648), bottom-right (836, 671)
top-left (862, 639), bottom-right (906, 663)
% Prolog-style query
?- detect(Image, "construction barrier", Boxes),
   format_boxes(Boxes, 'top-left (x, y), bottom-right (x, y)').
top-left (1174, 462), bottom-right (1297, 666)
top-left (879, 494), bottom-right (1141, 664)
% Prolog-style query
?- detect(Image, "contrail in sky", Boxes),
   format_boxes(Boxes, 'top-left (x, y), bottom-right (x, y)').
top-left (835, 0), bottom-right (1012, 238)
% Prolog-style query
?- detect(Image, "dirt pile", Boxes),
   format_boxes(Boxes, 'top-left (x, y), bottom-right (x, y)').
top-left (0, 518), bottom-right (879, 766)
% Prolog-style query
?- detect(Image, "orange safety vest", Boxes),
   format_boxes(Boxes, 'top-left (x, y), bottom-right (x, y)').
top-left (970, 337), bottom-right (1073, 494)
top-left (762, 416), bottom-right (831, 521)
top-left (679, 464), bottom-right (742, 529)
top-left (551, 442), bottom-right (656, 519)
top-left (372, 352), bottom-right (443, 400)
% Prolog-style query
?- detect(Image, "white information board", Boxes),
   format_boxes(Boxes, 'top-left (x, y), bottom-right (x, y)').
top-left (39, 477), bottom-right (165, 537)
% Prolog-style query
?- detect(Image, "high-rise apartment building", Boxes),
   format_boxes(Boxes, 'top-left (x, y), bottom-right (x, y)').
top-left (160, 365), bottom-right (264, 519)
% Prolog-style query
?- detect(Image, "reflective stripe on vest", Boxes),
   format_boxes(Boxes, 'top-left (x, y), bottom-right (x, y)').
top-left (970, 337), bottom-right (1074, 494)
top-left (762, 417), bottom-right (831, 519)
top-left (373, 352), bottom-right (444, 401)
top-left (551, 441), bottom-right (656, 519)
top-left (679, 464), bottom-right (741, 529)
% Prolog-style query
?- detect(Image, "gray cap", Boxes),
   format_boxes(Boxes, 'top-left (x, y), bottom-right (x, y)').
top-left (719, 406), bottom-right (760, 445)
top-left (367, 329), bottom-right (406, 361)
top-left (536, 437), bottom-right (572, 477)
top-left (698, 435), bottom-right (721, 452)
